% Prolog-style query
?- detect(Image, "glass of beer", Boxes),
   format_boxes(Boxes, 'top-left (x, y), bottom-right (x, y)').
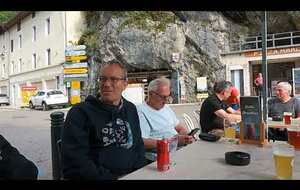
top-left (224, 126), bottom-right (236, 139)
top-left (283, 112), bottom-right (292, 125)
top-left (272, 143), bottom-right (295, 180)
top-left (287, 127), bottom-right (300, 150)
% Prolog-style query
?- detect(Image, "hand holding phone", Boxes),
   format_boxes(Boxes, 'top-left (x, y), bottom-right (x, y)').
top-left (188, 128), bottom-right (200, 137)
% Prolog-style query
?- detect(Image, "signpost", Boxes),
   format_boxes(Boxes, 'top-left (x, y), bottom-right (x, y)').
top-left (63, 68), bottom-right (88, 75)
top-left (64, 45), bottom-right (88, 105)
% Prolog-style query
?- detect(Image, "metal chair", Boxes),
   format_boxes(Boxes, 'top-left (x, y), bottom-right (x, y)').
top-left (182, 113), bottom-right (195, 132)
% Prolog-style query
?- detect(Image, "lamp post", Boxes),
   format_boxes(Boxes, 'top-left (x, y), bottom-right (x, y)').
top-left (261, 11), bottom-right (268, 137)
top-left (172, 53), bottom-right (181, 104)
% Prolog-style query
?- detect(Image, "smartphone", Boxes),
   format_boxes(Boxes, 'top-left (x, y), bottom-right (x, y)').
top-left (188, 128), bottom-right (200, 136)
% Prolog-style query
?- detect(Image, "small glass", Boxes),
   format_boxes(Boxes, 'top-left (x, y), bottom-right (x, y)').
top-left (283, 112), bottom-right (292, 125)
top-left (224, 126), bottom-right (236, 139)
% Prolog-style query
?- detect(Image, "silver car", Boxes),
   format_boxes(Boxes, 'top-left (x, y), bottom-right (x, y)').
top-left (0, 94), bottom-right (10, 106)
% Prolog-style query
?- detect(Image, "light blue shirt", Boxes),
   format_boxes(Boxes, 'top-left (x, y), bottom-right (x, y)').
top-left (137, 102), bottom-right (179, 140)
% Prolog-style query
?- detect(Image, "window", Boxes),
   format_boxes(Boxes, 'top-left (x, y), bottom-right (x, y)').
top-left (1, 64), bottom-right (5, 77)
top-left (231, 69), bottom-right (244, 95)
top-left (19, 35), bottom-right (22, 48)
top-left (10, 61), bottom-right (14, 74)
top-left (32, 12), bottom-right (35, 18)
top-left (46, 48), bottom-right (51, 65)
top-left (32, 26), bottom-right (36, 42)
top-left (45, 18), bottom-right (50, 35)
top-left (17, 22), bottom-right (21, 31)
top-left (10, 40), bottom-right (13, 52)
top-left (18, 58), bottom-right (22, 73)
top-left (32, 53), bottom-right (37, 69)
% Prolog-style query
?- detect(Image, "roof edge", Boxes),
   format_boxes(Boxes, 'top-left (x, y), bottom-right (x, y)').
top-left (2, 11), bottom-right (32, 31)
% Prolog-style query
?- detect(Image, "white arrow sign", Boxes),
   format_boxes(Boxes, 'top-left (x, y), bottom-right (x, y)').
top-left (65, 50), bottom-right (86, 56)
top-left (63, 62), bottom-right (88, 69)
top-left (66, 45), bottom-right (86, 51)
top-left (64, 74), bottom-right (88, 78)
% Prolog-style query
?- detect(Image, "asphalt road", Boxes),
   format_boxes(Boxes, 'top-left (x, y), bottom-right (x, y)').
top-left (0, 106), bottom-right (69, 180)
top-left (0, 103), bottom-right (200, 180)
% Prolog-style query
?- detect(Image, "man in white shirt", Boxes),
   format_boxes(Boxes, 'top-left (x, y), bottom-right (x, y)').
top-left (136, 77), bottom-right (194, 161)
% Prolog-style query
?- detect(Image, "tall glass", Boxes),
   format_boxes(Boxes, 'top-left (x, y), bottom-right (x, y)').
top-left (273, 143), bottom-right (295, 180)
top-left (168, 135), bottom-right (178, 166)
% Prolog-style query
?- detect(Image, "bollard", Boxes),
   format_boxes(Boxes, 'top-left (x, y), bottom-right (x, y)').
top-left (50, 111), bottom-right (64, 180)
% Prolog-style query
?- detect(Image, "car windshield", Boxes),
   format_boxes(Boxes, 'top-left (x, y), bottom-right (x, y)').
top-left (47, 90), bottom-right (63, 96)
top-left (0, 94), bottom-right (7, 97)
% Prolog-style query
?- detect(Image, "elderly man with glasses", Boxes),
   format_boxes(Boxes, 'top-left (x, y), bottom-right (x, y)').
top-left (62, 61), bottom-right (146, 180)
top-left (136, 77), bottom-right (194, 162)
top-left (268, 81), bottom-right (300, 141)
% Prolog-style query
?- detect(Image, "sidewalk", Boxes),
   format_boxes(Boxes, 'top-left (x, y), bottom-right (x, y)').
top-left (0, 105), bottom-right (71, 111)
top-left (0, 105), bottom-right (26, 110)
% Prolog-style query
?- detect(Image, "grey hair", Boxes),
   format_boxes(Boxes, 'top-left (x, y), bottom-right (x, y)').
top-left (277, 81), bottom-right (292, 95)
top-left (148, 77), bottom-right (171, 92)
top-left (100, 60), bottom-right (128, 79)
top-left (213, 80), bottom-right (233, 93)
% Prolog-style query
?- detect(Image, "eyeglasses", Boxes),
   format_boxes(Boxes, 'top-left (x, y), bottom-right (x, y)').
top-left (98, 76), bottom-right (127, 83)
top-left (151, 91), bottom-right (173, 102)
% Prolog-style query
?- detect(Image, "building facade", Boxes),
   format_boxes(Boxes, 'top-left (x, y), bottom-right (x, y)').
top-left (0, 11), bottom-right (86, 107)
top-left (221, 31), bottom-right (300, 97)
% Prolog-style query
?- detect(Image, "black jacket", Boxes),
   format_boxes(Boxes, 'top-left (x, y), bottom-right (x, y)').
top-left (62, 95), bottom-right (146, 180)
top-left (0, 135), bottom-right (38, 180)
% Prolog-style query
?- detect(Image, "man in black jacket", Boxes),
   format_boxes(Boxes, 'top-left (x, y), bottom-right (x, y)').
top-left (0, 135), bottom-right (38, 180)
top-left (61, 61), bottom-right (146, 180)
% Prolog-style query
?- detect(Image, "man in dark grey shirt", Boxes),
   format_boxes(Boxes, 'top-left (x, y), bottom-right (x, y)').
top-left (268, 81), bottom-right (300, 141)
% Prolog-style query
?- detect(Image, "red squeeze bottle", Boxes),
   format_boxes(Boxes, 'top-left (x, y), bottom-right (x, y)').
top-left (157, 139), bottom-right (170, 171)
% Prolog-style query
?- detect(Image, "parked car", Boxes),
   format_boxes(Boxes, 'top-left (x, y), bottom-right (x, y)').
top-left (0, 94), bottom-right (10, 106)
top-left (29, 90), bottom-right (69, 111)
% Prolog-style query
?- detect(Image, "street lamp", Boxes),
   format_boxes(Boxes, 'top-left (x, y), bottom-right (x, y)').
top-left (172, 52), bottom-right (181, 104)
top-left (261, 11), bottom-right (268, 139)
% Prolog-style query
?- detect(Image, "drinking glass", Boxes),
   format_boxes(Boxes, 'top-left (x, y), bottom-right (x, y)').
top-left (273, 143), bottom-right (295, 180)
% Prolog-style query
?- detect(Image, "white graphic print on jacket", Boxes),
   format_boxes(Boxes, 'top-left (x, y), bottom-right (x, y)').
top-left (101, 118), bottom-right (133, 149)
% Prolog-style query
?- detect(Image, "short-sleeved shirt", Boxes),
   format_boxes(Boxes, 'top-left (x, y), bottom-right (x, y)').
top-left (136, 102), bottom-right (179, 140)
top-left (268, 97), bottom-right (300, 118)
top-left (200, 94), bottom-right (229, 133)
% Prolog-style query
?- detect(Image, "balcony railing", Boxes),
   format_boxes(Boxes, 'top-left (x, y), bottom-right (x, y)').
top-left (223, 31), bottom-right (300, 54)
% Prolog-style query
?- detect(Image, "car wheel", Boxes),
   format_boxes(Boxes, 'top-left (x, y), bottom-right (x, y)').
top-left (29, 102), bottom-right (34, 109)
top-left (42, 102), bottom-right (49, 111)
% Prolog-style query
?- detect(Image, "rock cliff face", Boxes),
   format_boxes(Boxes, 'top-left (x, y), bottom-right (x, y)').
top-left (80, 11), bottom-right (300, 102)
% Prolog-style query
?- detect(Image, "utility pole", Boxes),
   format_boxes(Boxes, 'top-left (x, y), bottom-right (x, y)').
top-left (261, 11), bottom-right (268, 126)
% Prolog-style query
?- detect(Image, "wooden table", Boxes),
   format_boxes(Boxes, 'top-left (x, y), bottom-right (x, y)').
top-left (120, 139), bottom-right (300, 180)
top-left (267, 118), bottom-right (300, 129)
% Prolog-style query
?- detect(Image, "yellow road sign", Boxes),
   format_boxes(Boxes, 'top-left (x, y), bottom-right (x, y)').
top-left (63, 68), bottom-right (88, 74)
top-left (65, 55), bottom-right (87, 62)
top-left (71, 81), bottom-right (80, 89)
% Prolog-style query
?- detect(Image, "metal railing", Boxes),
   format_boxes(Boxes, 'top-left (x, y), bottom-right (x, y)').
top-left (223, 31), bottom-right (300, 54)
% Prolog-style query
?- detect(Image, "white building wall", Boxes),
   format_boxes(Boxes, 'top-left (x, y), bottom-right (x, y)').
top-left (66, 11), bottom-right (86, 45)
top-left (8, 11), bottom-right (66, 74)
top-left (1, 11), bottom-right (86, 107)
top-left (0, 31), bottom-right (10, 94)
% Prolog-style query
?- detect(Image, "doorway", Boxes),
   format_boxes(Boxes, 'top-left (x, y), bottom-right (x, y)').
top-left (252, 62), bottom-right (295, 97)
